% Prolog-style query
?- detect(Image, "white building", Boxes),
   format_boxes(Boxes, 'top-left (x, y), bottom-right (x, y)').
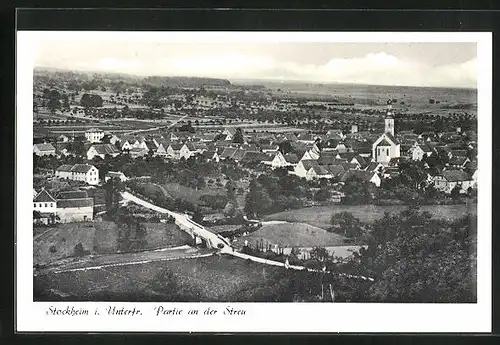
top-left (33, 189), bottom-right (57, 214)
top-left (87, 144), bottom-right (121, 160)
top-left (55, 164), bottom-right (99, 185)
top-left (85, 128), bottom-right (105, 143)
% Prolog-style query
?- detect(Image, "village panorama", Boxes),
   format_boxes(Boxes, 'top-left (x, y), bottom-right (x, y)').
top-left (32, 68), bottom-right (477, 303)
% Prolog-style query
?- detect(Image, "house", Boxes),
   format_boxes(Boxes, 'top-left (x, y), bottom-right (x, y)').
top-left (144, 140), bottom-right (158, 153)
top-left (85, 128), bottom-right (105, 143)
top-left (87, 143), bottom-right (121, 160)
top-left (448, 156), bottom-right (470, 168)
top-left (231, 149), bottom-right (247, 162)
top-left (261, 144), bottom-right (280, 153)
top-left (433, 170), bottom-right (474, 193)
top-left (326, 129), bottom-right (345, 140)
top-left (283, 153), bottom-right (299, 166)
top-left (270, 151), bottom-right (288, 168)
top-left (296, 133), bottom-right (316, 144)
top-left (340, 170), bottom-right (381, 187)
top-left (109, 134), bottom-right (121, 145)
top-left (119, 136), bottom-right (136, 151)
top-left (412, 143), bottom-right (435, 161)
top-left (166, 143), bottom-right (184, 159)
top-left (317, 152), bottom-right (344, 166)
top-left (365, 161), bottom-right (384, 173)
top-left (448, 149), bottom-right (468, 159)
top-left (306, 165), bottom-right (332, 180)
top-left (201, 150), bottom-right (220, 162)
top-left (56, 195), bottom-right (94, 223)
top-left (33, 143), bottom-right (56, 156)
top-left (105, 171), bottom-right (128, 182)
top-left (129, 147), bottom-right (149, 159)
top-left (58, 134), bottom-right (70, 143)
top-left (55, 164), bottom-right (74, 179)
top-left (55, 164), bottom-right (99, 185)
top-left (350, 155), bottom-right (369, 169)
top-left (222, 127), bottom-right (237, 141)
top-left (154, 141), bottom-right (170, 157)
top-left (293, 159), bottom-right (321, 179)
top-left (219, 147), bottom-right (238, 160)
top-left (269, 151), bottom-right (298, 168)
top-left (240, 151), bottom-right (269, 164)
top-left (33, 188), bottom-right (57, 214)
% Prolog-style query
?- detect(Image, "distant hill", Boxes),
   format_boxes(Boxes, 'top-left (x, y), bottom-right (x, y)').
top-left (143, 76), bottom-right (232, 88)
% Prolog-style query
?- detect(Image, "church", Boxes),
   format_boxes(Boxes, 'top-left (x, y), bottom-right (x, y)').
top-left (372, 100), bottom-right (400, 165)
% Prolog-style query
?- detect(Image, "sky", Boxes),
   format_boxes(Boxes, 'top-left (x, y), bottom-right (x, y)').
top-left (33, 36), bottom-right (478, 88)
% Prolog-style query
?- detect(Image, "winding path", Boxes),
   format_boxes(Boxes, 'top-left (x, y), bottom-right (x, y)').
top-left (120, 191), bottom-right (375, 282)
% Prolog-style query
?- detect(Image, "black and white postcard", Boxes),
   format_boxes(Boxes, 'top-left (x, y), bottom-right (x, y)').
top-left (16, 31), bottom-right (492, 332)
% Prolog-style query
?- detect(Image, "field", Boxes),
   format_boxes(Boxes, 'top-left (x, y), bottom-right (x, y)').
top-left (34, 254), bottom-right (288, 302)
top-left (34, 221), bottom-right (191, 266)
top-left (235, 222), bottom-right (346, 248)
top-left (264, 203), bottom-right (477, 229)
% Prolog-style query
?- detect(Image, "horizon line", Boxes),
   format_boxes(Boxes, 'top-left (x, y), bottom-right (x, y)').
top-left (34, 65), bottom-right (478, 90)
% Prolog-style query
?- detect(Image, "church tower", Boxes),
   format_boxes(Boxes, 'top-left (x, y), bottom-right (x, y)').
top-left (385, 99), bottom-right (395, 136)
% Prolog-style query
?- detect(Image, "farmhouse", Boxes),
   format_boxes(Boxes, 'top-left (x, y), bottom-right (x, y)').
top-left (293, 159), bottom-right (321, 179)
top-left (433, 170), bottom-right (473, 194)
top-left (129, 147), bottom-right (149, 159)
top-left (55, 164), bottom-right (99, 185)
top-left (87, 143), bottom-right (121, 160)
top-left (105, 171), bottom-right (128, 182)
top-left (412, 143), bottom-right (435, 161)
top-left (33, 143), bottom-right (56, 156)
top-left (85, 128), bottom-right (105, 143)
top-left (166, 143), bottom-right (184, 159)
top-left (222, 127), bottom-right (237, 141)
top-left (340, 170), bottom-right (381, 187)
top-left (33, 188), bottom-right (57, 214)
top-left (56, 192), bottom-right (94, 223)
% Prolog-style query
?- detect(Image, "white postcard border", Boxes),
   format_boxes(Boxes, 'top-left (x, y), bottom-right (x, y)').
top-left (16, 31), bottom-right (492, 333)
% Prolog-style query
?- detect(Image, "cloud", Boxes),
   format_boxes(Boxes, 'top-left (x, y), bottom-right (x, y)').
top-left (35, 48), bottom-right (477, 88)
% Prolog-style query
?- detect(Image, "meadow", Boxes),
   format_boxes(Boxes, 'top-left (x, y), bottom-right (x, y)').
top-left (264, 203), bottom-right (477, 230)
top-left (34, 254), bottom-right (288, 302)
top-left (235, 222), bottom-right (346, 248)
top-left (34, 221), bottom-right (190, 266)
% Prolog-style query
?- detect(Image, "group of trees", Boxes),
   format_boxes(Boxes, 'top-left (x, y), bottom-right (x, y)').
top-left (244, 170), bottom-right (311, 217)
top-left (80, 93), bottom-right (104, 108)
top-left (114, 206), bottom-right (148, 252)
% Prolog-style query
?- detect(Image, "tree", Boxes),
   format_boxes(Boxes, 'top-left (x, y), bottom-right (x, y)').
top-left (46, 89), bottom-right (61, 114)
top-left (244, 178), bottom-right (273, 218)
top-left (104, 177), bottom-right (123, 215)
top-left (278, 141), bottom-right (293, 154)
top-left (330, 212), bottom-right (363, 238)
top-left (232, 128), bottom-right (245, 144)
top-left (350, 208), bottom-right (477, 302)
top-left (80, 93), bottom-right (103, 108)
top-left (310, 246), bottom-right (329, 261)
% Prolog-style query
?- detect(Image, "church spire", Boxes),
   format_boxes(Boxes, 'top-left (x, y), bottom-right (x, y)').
top-left (385, 99), bottom-right (395, 136)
